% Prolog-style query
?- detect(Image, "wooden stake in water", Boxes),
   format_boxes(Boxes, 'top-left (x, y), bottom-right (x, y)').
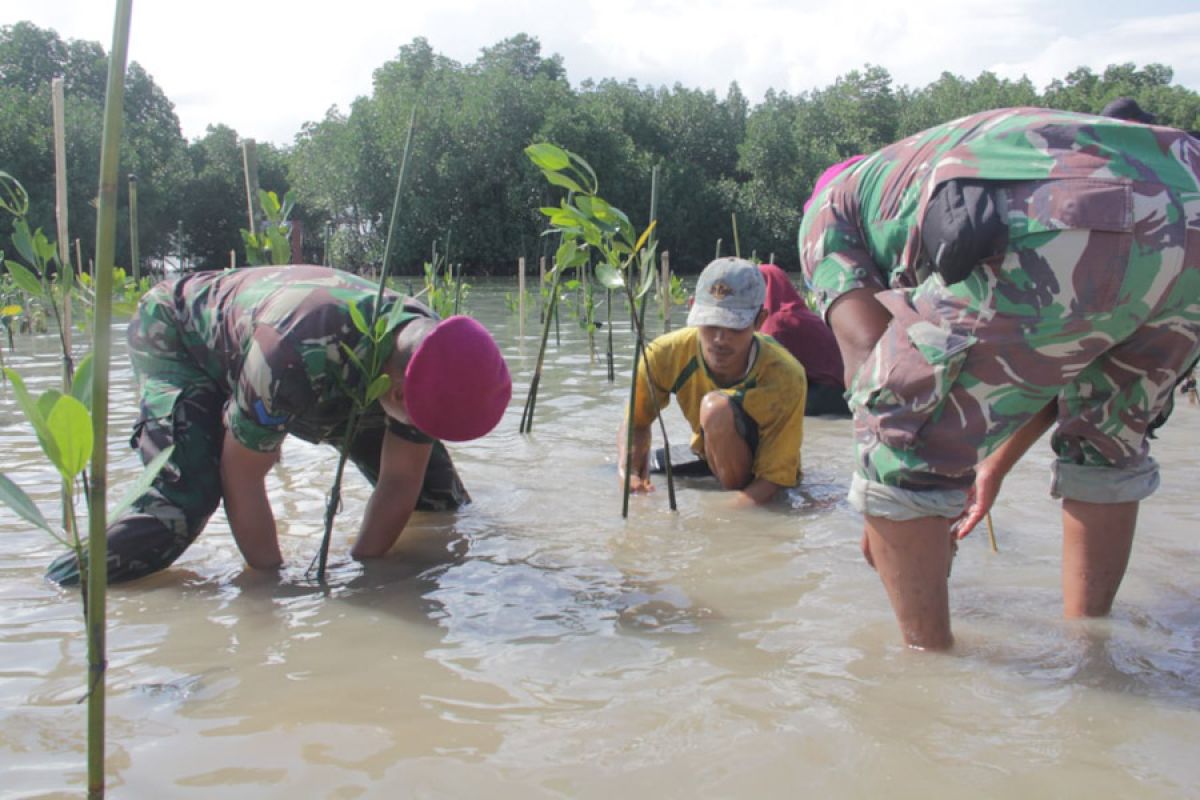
top-left (241, 139), bottom-right (261, 237)
top-left (660, 251), bottom-right (671, 333)
top-left (52, 78), bottom-right (72, 372)
top-left (985, 512), bottom-right (998, 553)
top-left (518, 256), bottom-right (526, 339)
top-left (127, 174), bottom-right (140, 282)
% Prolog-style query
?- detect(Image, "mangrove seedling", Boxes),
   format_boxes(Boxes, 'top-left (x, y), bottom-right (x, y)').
top-left (523, 142), bottom-right (677, 514)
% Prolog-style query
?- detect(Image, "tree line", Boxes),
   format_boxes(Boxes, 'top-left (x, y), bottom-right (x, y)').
top-left (3, 22), bottom-right (1199, 276)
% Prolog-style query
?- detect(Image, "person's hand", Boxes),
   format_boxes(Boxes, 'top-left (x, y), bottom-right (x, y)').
top-left (952, 463), bottom-right (1003, 540)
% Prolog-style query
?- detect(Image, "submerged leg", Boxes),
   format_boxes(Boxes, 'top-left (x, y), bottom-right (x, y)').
top-left (1061, 499), bottom-right (1137, 618)
top-left (863, 514), bottom-right (955, 651)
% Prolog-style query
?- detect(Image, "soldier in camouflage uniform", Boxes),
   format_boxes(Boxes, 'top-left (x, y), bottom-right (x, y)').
top-left (48, 265), bottom-right (511, 584)
top-left (798, 107), bottom-right (1200, 649)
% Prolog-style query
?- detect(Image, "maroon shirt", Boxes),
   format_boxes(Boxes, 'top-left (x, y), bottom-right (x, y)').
top-left (758, 264), bottom-right (845, 389)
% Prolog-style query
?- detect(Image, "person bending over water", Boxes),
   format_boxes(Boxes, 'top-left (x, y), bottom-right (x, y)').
top-left (48, 265), bottom-right (511, 585)
top-left (798, 107), bottom-right (1200, 650)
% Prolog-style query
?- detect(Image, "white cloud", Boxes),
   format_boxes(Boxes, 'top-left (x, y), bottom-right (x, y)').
top-left (5, 0), bottom-right (1198, 146)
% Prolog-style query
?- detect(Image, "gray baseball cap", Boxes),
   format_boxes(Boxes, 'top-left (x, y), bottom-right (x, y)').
top-left (687, 257), bottom-right (766, 330)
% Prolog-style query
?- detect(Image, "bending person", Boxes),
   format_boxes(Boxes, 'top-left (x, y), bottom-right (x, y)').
top-left (798, 107), bottom-right (1200, 650)
top-left (48, 265), bottom-right (512, 584)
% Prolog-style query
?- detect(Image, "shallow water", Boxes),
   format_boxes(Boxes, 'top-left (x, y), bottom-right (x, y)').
top-left (1, 281), bottom-right (1198, 799)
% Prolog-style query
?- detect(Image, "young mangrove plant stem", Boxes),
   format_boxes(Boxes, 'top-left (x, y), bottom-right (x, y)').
top-left (313, 108), bottom-right (416, 583)
top-left (520, 267), bottom-right (563, 433)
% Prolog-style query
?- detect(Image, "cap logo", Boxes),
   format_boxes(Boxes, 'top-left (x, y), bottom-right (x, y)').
top-left (709, 281), bottom-right (734, 300)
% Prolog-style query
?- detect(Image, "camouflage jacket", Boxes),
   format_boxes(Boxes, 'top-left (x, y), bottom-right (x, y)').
top-left (156, 265), bottom-right (433, 452)
top-left (798, 106), bottom-right (1200, 316)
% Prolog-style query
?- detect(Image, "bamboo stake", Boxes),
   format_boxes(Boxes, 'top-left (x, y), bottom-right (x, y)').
top-left (87, 2), bottom-right (133, 794)
top-left (660, 251), bottom-right (670, 333)
top-left (127, 174), bottom-right (139, 282)
top-left (731, 213), bottom-right (741, 259)
top-left (52, 78), bottom-right (71, 354)
top-left (241, 139), bottom-right (260, 236)
top-left (517, 256), bottom-right (525, 339)
top-left (985, 512), bottom-right (998, 553)
top-left (605, 288), bottom-right (614, 382)
top-left (52, 76), bottom-right (75, 532)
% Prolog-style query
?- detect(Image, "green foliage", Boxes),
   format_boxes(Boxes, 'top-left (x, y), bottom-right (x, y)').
top-left (241, 189), bottom-right (296, 266)
top-left (0, 366), bottom-right (174, 544)
top-left (6, 22), bottom-right (1200, 275)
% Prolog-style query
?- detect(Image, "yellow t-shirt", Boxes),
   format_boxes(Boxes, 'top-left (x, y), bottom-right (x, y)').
top-left (631, 327), bottom-right (807, 487)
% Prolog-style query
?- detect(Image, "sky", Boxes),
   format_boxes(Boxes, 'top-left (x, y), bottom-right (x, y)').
top-left (7, 0), bottom-right (1200, 147)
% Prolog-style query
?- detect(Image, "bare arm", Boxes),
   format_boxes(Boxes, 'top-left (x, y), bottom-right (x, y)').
top-left (616, 418), bottom-right (655, 493)
top-left (953, 400), bottom-right (1057, 538)
top-left (826, 287), bottom-right (892, 387)
top-left (351, 430), bottom-right (433, 559)
top-left (220, 429), bottom-right (283, 570)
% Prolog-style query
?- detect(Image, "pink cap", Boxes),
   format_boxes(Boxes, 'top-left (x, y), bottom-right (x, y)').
top-left (404, 316), bottom-right (512, 442)
top-left (803, 155), bottom-right (866, 212)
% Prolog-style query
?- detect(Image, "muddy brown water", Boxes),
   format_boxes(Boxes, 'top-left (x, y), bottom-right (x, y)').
top-left (1, 281), bottom-right (1198, 798)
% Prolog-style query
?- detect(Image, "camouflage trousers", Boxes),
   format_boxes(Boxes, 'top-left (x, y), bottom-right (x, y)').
top-left (47, 289), bottom-right (466, 584)
top-left (850, 178), bottom-right (1200, 518)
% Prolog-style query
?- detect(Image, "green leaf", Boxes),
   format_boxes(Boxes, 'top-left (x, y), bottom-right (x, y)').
top-left (542, 169), bottom-right (585, 194)
top-left (11, 220), bottom-right (38, 267)
top-left (595, 262), bottom-right (625, 290)
top-left (339, 342), bottom-right (368, 378)
top-left (70, 353), bottom-right (95, 412)
top-left (554, 240), bottom-right (579, 269)
top-left (526, 142), bottom-right (571, 171)
top-left (5, 259), bottom-right (43, 297)
top-left (46, 394), bottom-right (93, 478)
top-left (636, 252), bottom-right (658, 299)
top-left (0, 473), bottom-right (55, 533)
top-left (109, 446), bottom-right (174, 521)
top-left (4, 369), bottom-right (62, 468)
top-left (365, 374), bottom-right (391, 405)
top-left (348, 302), bottom-right (369, 334)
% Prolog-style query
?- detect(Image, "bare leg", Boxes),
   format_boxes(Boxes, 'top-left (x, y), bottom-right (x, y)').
top-left (864, 515), bottom-right (955, 650)
top-left (1061, 499), bottom-right (1137, 617)
top-left (699, 392), bottom-right (753, 490)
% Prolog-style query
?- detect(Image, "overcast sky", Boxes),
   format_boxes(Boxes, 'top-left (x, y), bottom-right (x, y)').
top-left (7, 0), bottom-right (1200, 147)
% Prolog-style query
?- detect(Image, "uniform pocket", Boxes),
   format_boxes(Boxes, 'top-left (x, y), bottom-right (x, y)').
top-left (852, 291), bottom-right (975, 451)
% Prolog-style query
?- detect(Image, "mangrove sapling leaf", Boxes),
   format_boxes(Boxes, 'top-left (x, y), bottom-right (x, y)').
top-left (4, 368), bottom-right (64, 469)
top-left (526, 143), bottom-right (572, 171)
top-left (365, 374), bottom-right (392, 406)
top-left (71, 354), bottom-right (95, 412)
top-left (5, 259), bottom-right (42, 297)
top-left (541, 170), bottom-right (586, 194)
top-left (349, 302), bottom-right (369, 335)
top-left (0, 171), bottom-right (30, 216)
top-left (595, 263), bottom-right (625, 290)
top-left (0, 473), bottom-right (55, 534)
top-left (108, 447), bottom-right (174, 521)
top-left (46, 395), bottom-right (93, 479)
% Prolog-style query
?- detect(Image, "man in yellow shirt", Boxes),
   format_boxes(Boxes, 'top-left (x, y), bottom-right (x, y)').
top-left (618, 257), bottom-right (808, 505)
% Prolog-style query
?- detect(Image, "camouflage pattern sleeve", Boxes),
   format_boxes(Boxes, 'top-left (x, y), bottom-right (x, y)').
top-left (226, 323), bottom-right (316, 453)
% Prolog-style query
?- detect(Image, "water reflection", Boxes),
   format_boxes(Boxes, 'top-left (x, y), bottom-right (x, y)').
top-left (1, 283), bottom-right (1198, 797)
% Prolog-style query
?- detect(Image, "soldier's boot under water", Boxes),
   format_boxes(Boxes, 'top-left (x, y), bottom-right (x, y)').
top-left (46, 513), bottom-right (185, 586)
